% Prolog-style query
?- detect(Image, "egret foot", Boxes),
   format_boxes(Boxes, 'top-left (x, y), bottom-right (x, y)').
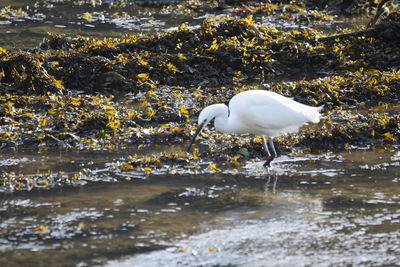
top-left (263, 158), bottom-right (273, 168)
top-left (262, 137), bottom-right (277, 168)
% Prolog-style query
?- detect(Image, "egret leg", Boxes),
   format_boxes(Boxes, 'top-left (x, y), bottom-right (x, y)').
top-left (262, 137), bottom-right (277, 168)
top-left (268, 138), bottom-right (277, 159)
top-left (262, 137), bottom-right (272, 168)
top-left (262, 137), bottom-right (271, 157)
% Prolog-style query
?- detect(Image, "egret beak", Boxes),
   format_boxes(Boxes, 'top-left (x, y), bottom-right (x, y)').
top-left (187, 121), bottom-right (206, 152)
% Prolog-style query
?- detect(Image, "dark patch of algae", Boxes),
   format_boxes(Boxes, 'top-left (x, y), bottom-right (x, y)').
top-left (0, 2), bottom-right (399, 191)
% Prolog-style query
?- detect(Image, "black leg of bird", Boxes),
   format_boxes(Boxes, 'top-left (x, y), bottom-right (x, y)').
top-left (262, 137), bottom-right (272, 167)
top-left (268, 138), bottom-right (277, 159)
top-left (262, 137), bottom-right (271, 155)
top-left (263, 137), bottom-right (277, 167)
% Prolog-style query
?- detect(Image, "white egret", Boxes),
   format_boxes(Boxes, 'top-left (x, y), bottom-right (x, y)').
top-left (187, 90), bottom-right (323, 167)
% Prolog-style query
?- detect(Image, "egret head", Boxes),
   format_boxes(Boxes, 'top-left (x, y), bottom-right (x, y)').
top-left (187, 104), bottom-right (228, 152)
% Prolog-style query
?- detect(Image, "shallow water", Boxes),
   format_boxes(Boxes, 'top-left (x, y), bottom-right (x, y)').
top-left (1, 0), bottom-right (203, 49)
top-left (1, 0), bottom-right (355, 50)
top-left (1, 147), bottom-right (400, 266)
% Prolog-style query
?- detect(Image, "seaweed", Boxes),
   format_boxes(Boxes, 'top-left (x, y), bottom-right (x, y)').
top-left (0, 2), bottom-right (399, 191)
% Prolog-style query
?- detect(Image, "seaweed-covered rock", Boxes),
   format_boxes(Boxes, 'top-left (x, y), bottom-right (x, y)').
top-left (0, 52), bottom-right (63, 95)
top-left (0, 12), bottom-right (399, 174)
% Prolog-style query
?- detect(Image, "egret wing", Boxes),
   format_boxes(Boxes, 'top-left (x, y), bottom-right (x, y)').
top-left (247, 103), bottom-right (304, 130)
top-left (230, 91), bottom-right (319, 136)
